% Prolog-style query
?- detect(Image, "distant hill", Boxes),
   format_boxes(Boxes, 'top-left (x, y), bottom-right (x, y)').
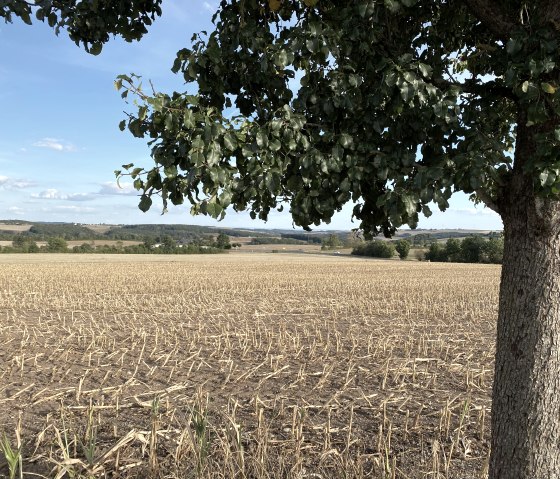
top-left (0, 220), bottom-right (501, 245)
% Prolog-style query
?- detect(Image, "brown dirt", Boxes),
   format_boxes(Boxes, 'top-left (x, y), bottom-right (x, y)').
top-left (0, 254), bottom-right (497, 478)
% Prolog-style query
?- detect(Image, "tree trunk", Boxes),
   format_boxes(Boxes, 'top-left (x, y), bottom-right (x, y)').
top-left (490, 172), bottom-right (560, 478)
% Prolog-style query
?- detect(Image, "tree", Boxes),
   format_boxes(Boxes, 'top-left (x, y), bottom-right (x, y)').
top-left (215, 233), bottom-right (231, 249)
top-left (46, 237), bottom-right (68, 252)
top-left (352, 240), bottom-right (395, 259)
top-left (460, 235), bottom-right (487, 263)
top-left (160, 234), bottom-right (176, 252)
top-left (394, 239), bottom-right (411, 260)
top-left (445, 238), bottom-right (462, 263)
top-left (12, 234), bottom-right (38, 252)
top-left (425, 241), bottom-right (448, 262)
top-left (321, 233), bottom-right (342, 250)
top-left (5, 1), bottom-right (560, 477)
top-left (482, 236), bottom-right (505, 264)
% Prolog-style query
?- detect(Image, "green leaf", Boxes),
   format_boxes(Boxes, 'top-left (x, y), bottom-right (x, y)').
top-left (274, 50), bottom-right (289, 68)
top-left (139, 195), bottom-right (152, 212)
top-left (256, 131), bottom-right (268, 148)
top-left (541, 82), bottom-right (557, 94)
top-left (506, 37), bottom-right (522, 56)
top-left (422, 205), bottom-right (432, 218)
top-left (339, 134), bottom-right (353, 148)
top-left (269, 139), bottom-right (282, 152)
top-left (224, 131), bottom-right (238, 151)
top-left (206, 202), bottom-right (223, 218)
top-left (165, 114), bottom-right (173, 131)
top-left (183, 109), bottom-right (195, 128)
top-left (164, 165), bottom-right (177, 179)
top-left (418, 63), bottom-right (432, 78)
top-left (89, 43), bottom-right (102, 56)
top-left (385, 71), bottom-right (397, 87)
top-left (207, 148), bottom-right (221, 166)
top-left (399, 83), bottom-right (415, 102)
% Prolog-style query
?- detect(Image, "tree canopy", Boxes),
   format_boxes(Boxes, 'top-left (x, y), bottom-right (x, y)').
top-left (1, 0), bottom-right (162, 54)
top-left (110, 0), bottom-right (559, 237)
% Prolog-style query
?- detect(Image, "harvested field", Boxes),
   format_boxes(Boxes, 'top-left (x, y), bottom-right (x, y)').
top-left (0, 254), bottom-right (499, 478)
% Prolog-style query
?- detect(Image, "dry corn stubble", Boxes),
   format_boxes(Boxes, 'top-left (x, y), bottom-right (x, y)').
top-left (0, 253), bottom-right (498, 478)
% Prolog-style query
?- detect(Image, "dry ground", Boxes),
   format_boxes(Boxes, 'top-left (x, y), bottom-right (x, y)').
top-left (0, 254), bottom-right (499, 478)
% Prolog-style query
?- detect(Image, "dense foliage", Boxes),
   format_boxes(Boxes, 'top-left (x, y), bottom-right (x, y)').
top-left (351, 240), bottom-right (396, 259)
top-left (395, 239), bottom-right (411, 260)
top-left (425, 236), bottom-right (504, 263)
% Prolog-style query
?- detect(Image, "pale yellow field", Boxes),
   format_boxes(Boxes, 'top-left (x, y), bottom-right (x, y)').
top-left (0, 254), bottom-right (499, 478)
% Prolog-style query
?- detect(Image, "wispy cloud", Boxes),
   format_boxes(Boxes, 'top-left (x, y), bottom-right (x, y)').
top-left (48, 205), bottom-right (96, 213)
top-left (0, 175), bottom-right (35, 189)
top-left (7, 206), bottom-right (25, 215)
top-left (452, 207), bottom-right (497, 217)
top-left (32, 189), bottom-right (67, 200)
top-left (31, 183), bottom-right (138, 202)
top-left (33, 137), bottom-right (77, 152)
top-left (32, 189), bottom-right (96, 201)
top-left (98, 181), bottom-right (138, 196)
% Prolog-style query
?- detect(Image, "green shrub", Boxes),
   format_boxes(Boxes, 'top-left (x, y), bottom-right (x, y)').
top-left (351, 240), bottom-right (395, 258)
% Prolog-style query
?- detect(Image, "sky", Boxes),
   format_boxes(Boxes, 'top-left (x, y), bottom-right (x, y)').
top-left (0, 2), bottom-right (502, 231)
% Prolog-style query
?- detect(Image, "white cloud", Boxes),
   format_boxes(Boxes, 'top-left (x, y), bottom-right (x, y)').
top-left (33, 137), bottom-right (77, 152)
top-left (0, 176), bottom-right (35, 189)
top-left (48, 205), bottom-right (96, 213)
top-left (32, 189), bottom-right (66, 200)
top-left (452, 207), bottom-right (496, 217)
top-left (67, 193), bottom-right (97, 201)
top-left (98, 181), bottom-right (138, 196)
top-left (7, 206), bottom-right (25, 214)
top-left (28, 182), bottom-right (139, 204)
top-left (32, 189), bottom-right (96, 201)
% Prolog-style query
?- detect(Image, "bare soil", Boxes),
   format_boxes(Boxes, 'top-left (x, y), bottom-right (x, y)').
top-left (0, 254), bottom-right (498, 478)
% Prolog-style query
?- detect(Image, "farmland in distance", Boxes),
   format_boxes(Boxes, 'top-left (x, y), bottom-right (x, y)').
top-left (0, 254), bottom-right (499, 478)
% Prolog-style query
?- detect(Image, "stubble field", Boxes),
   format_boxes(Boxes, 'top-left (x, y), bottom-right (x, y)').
top-left (0, 254), bottom-right (499, 478)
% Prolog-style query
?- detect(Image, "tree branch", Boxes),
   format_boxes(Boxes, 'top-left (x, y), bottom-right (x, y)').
top-left (463, 0), bottom-right (516, 39)
top-left (475, 188), bottom-right (501, 215)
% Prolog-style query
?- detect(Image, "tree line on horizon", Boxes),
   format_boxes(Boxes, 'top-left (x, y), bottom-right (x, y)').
top-left (0, 233), bottom-right (236, 255)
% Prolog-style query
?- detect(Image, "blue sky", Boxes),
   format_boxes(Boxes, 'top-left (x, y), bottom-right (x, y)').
top-left (0, 2), bottom-right (502, 231)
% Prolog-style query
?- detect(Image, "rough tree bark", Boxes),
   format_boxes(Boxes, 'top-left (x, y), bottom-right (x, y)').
top-left (490, 122), bottom-right (560, 478)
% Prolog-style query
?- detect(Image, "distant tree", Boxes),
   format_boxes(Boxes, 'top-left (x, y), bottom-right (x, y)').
top-left (461, 236), bottom-right (487, 263)
top-left (483, 237), bottom-right (505, 264)
top-left (411, 233), bottom-right (433, 247)
top-left (425, 242), bottom-right (448, 262)
top-left (46, 237), bottom-right (68, 253)
top-left (215, 233), bottom-right (231, 249)
top-left (352, 240), bottom-right (395, 259)
top-left (73, 243), bottom-right (95, 253)
top-left (12, 235), bottom-right (38, 252)
top-left (445, 238), bottom-right (463, 263)
top-left (160, 235), bottom-right (176, 253)
top-left (143, 236), bottom-right (156, 250)
top-left (394, 239), bottom-right (411, 260)
top-left (12, 235), bottom-right (27, 249)
top-left (321, 234), bottom-right (343, 250)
